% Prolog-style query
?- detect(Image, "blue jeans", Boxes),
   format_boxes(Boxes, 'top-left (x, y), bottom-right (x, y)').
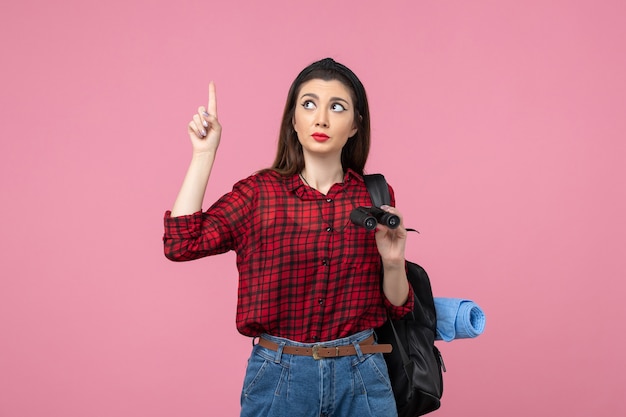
top-left (240, 329), bottom-right (398, 417)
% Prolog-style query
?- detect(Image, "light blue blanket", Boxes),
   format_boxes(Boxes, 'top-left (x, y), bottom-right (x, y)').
top-left (434, 298), bottom-right (486, 342)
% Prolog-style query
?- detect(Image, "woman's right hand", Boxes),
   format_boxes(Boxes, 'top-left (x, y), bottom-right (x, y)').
top-left (187, 81), bottom-right (222, 154)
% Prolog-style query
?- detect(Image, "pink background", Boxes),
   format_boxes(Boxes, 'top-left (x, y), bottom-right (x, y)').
top-left (2, 0), bottom-right (625, 416)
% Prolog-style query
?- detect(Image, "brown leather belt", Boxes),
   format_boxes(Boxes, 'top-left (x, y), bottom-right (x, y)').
top-left (257, 335), bottom-right (392, 360)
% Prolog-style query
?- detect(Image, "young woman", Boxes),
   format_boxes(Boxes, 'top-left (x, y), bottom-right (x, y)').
top-left (164, 58), bottom-right (414, 417)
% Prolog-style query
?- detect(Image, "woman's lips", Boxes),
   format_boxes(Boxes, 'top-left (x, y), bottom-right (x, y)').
top-left (312, 133), bottom-right (330, 142)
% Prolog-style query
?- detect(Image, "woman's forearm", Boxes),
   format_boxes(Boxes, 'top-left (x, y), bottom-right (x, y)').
top-left (382, 261), bottom-right (410, 306)
top-left (170, 151), bottom-right (217, 217)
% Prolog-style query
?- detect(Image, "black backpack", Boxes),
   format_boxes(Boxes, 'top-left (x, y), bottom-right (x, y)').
top-left (365, 174), bottom-right (445, 417)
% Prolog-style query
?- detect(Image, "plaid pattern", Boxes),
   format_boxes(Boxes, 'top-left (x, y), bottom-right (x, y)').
top-left (163, 169), bottom-right (413, 343)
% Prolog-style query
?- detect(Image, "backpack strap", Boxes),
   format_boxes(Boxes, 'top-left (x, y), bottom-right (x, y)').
top-left (364, 174), bottom-right (419, 233)
top-left (363, 174), bottom-right (391, 207)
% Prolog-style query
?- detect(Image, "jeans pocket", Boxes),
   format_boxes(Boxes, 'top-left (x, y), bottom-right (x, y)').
top-left (351, 353), bottom-right (397, 416)
top-left (353, 353), bottom-right (394, 393)
top-left (242, 347), bottom-right (288, 400)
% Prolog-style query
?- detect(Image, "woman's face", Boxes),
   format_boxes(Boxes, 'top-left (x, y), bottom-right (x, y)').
top-left (292, 78), bottom-right (358, 161)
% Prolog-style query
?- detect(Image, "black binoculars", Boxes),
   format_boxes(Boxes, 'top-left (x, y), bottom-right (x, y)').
top-left (350, 206), bottom-right (400, 230)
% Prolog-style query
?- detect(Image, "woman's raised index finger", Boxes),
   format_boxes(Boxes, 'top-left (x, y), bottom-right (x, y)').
top-left (207, 81), bottom-right (218, 117)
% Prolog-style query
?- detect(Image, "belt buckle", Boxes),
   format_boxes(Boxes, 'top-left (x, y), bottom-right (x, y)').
top-left (312, 345), bottom-right (321, 360)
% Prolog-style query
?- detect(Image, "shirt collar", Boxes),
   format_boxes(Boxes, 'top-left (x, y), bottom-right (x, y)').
top-left (285, 168), bottom-right (363, 198)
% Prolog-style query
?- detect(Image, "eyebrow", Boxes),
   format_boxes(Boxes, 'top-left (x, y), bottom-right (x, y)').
top-left (300, 93), bottom-right (350, 105)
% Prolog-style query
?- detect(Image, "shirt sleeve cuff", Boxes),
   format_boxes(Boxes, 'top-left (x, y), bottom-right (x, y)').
top-left (163, 210), bottom-right (203, 239)
top-left (384, 283), bottom-right (415, 319)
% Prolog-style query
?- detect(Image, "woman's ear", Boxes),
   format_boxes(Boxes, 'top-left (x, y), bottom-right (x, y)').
top-left (350, 114), bottom-right (362, 136)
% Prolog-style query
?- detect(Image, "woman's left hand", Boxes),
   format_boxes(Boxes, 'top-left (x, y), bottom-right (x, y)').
top-left (374, 205), bottom-right (408, 266)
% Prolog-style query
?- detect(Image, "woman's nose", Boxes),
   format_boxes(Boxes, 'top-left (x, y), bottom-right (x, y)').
top-left (315, 111), bottom-right (329, 128)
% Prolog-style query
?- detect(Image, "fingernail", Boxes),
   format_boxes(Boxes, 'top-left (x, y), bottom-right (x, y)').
top-left (202, 111), bottom-right (210, 117)
top-left (201, 129), bottom-right (207, 136)
top-left (202, 120), bottom-right (208, 128)
top-left (381, 205), bottom-right (390, 210)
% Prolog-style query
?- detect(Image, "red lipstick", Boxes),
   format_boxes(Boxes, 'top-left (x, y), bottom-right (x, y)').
top-left (312, 132), bottom-right (330, 142)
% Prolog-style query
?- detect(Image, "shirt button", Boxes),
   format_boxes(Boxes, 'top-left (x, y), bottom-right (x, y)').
top-left (321, 258), bottom-right (328, 266)
top-left (318, 298), bottom-right (324, 305)
top-left (326, 227), bottom-right (333, 232)
top-left (313, 336), bottom-right (320, 342)
top-left (326, 198), bottom-right (333, 203)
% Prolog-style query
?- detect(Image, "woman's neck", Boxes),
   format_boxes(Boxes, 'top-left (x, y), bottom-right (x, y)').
top-left (300, 163), bottom-right (344, 195)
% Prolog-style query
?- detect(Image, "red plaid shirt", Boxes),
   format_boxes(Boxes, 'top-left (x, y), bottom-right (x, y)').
top-left (163, 169), bottom-right (413, 343)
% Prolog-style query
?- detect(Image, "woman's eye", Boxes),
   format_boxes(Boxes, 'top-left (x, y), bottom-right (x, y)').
top-left (331, 103), bottom-right (346, 112)
top-left (302, 100), bottom-right (316, 109)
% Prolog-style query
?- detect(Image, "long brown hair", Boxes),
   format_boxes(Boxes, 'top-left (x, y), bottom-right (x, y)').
top-left (268, 58), bottom-right (371, 176)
